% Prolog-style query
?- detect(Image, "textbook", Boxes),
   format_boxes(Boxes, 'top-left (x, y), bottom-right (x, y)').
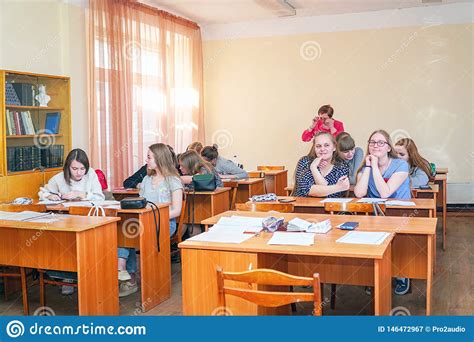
top-left (44, 112), bottom-right (61, 134)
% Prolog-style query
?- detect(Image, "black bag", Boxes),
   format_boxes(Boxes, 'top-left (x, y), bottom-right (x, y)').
top-left (120, 196), bottom-right (147, 209)
top-left (192, 173), bottom-right (217, 191)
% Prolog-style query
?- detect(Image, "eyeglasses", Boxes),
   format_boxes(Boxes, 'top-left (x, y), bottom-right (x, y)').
top-left (368, 140), bottom-right (388, 147)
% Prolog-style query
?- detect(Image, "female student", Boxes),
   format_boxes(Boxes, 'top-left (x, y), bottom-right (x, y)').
top-left (118, 143), bottom-right (184, 297)
top-left (39, 148), bottom-right (104, 201)
top-left (186, 141), bottom-right (203, 154)
top-left (301, 105), bottom-right (345, 142)
top-left (123, 145), bottom-right (179, 188)
top-left (201, 144), bottom-right (248, 179)
top-left (178, 150), bottom-right (223, 188)
top-left (354, 130), bottom-right (411, 296)
top-left (38, 148), bottom-right (104, 295)
top-left (294, 132), bottom-right (350, 198)
top-left (394, 138), bottom-right (431, 188)
top-left (336, 132), bottom-right (364, 185)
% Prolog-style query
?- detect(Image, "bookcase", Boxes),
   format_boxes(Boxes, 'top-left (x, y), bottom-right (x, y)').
top-left (0, 70), bottom-right (71, 201)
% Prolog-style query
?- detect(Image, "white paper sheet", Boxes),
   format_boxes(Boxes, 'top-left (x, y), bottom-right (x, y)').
top-left (356, 198), bottom-right (387, 204)
top-left (37, 199), bottom-right (66, 205)
top-left (385, 200), bottom-right (416, 206)
top-left (62, 200), bottom-right (121, 208)
top-left (209, 224), bottom-right (262, 234)
top-left (267, 232), bottom-right (315, 246)
top-left (0, 211), bottom-right (52, 222)
top-left (336, 231), bottom-right (390, 245)
top-left (320, 198), bottom-right (353, 203)
top-left (188, 231), bottom-right (254, 244)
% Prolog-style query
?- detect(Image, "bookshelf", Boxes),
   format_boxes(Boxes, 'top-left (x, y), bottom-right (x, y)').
top-left (0, 70), bottom-right (71, 201)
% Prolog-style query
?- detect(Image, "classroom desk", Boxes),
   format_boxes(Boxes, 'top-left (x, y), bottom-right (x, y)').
top-left (201, 211), bottom-right (437, 315)
top-left (183, 187), bottom-right (231, 225)
top-left (112, 188), bottom-right (139, 200)
top-left (251, 197), bottom-right (436, 218)
top-left (181, 219), bottom-right (394, 316)
top-left (46, 204), bottom-right (171, 312)
top-left (251, 170), bottom-right (288, 196)
top-left (223, 178), bottom-right (265, 204)
top-left (0, 215), bottom-right (120, 315)
top-left (434, 173), bottom-right (447, 250)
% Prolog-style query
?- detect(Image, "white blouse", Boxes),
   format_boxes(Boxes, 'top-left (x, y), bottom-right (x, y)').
top-left (38, 168), bottom-right (105, 201)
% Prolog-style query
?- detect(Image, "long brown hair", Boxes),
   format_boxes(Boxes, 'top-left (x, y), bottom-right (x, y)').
top-left (147, 143), bottom-right (180, 178)
top-left (186, 141), bottom-right (203, 154)
top-left (356, 129), bottom-right (398, 176)
top-left (395, 138), bottom-right (431, 176)
top-left (178, 150), bottom-right (212, 175)
top-left (335, 132), bottom-right (355, 163)
top-left (63, 149), bottom-right (90, 185)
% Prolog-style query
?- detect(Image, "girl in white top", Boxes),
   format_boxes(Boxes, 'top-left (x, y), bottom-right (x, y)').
top-left (38, 148), bottom-right (104, 201)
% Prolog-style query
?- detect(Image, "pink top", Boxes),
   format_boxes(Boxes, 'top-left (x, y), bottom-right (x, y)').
top-left (301, 119), bottom-right (345, 142)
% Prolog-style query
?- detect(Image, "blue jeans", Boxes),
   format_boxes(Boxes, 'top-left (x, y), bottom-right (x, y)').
top-left (118, 219), bottom-right (177, 274)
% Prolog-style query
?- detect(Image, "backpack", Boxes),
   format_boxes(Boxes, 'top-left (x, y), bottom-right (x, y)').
top-left (95, 169), bottom-right (108, 190)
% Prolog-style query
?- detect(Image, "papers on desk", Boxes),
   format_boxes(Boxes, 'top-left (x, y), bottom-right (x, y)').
top-left (0, 211), bottom-right (53, 222)
top-left (61, 200), bottom-right (121, 208)
top-left (357, 198), bottom-right (387, 204)
top-left (188, 230), bottom-right (254, 244)
top-left (385, 200), bottom-right (416, 206)
top-left (215, 216), bottom-right (264, 233)
top-left (337, 231), bottom-right (390, 245)
top-left (37, 199), bottom-right (66, 205)
top-left (287, 217), bottom-right (331, 234)
top-left (320, 198), bottom-right (353, 203)
top-left (267, 232), bottom-right (315, 246)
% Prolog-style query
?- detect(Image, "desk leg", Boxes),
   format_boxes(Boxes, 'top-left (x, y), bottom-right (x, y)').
top-left (426, 235), bottom-right (433, 316)
top-left (442, 180), bottom-right (447, 250)
top-left (139, 207), bottom-right (171, 311)
top-left (76, 222), bottom-right (119, 315)
top-left (374, 246), bottom-right (392, 316)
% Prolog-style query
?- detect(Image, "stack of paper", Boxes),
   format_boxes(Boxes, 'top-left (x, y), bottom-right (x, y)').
top-left (267, 232), bottom-right (315, 246)
top-left (336, 231), bottom-right (390, 245)
top-left (357, 198), bottom-right (387, 204)
top-left (37, 199), bottom-right (66, 205)
top-left (287, 217), bottom-right (331, 234)
top-left (62, 200), bottom-right (121, 208)
top-left (0, 211), bottom-right (53, 222)
top-left (188, 230), bottom-right (254, 244)
top-left (214, 216), bottom-right (264, 233)
top-left (320, 198), bottom-right (353, 203)
top-left (385, 200), bottom-right (416, 206)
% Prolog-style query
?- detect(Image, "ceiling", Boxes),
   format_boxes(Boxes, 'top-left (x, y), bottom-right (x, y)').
top-left (141, 0), bottom-right (472, 25)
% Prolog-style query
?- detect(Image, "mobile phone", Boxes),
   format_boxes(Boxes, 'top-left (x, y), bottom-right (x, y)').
top-left (278, 198), bottom-right (296, 203)
top-left (338, 222), bottom-right (359, 230)
top-left (418, 184), bottom-right (431, 190)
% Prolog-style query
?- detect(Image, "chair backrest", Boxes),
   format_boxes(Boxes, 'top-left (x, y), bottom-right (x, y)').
top-left (216, 267), bottom-right (322, 316)
top-left (284, 186), bottom-right (293, 196)
top-left (324, 202), bottom-right (386, 216)
top-left (236, 202), bottom-right (294, 213)
top-left (257, 166), bottom-right (285, 171)
top-left (172, 192), bottom-right (187, 243)
top-left (0, 204), bottom-right (47, 213)
top-left (224, 181), bottom-right (239, 210)
top-left (247, 171), bottom-right (265, 178)
top-left (69, 206), bottom-right (118, 217)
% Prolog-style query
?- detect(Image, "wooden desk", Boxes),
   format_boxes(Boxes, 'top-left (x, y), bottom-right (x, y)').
top-left (223, 178), bottom-right (265, 204)
top-left (253, 197), bottom-right (436, 218)
top-left (202, 211), bottom-right (437, 315)
top-left (436, 167), bottom-right (448, 174)
top-left (181, 218), bottom-right (394, 316)
top-left (434, 173), bottom-right (447, 250)
top-left (46, 204), bottom-right (171, 312)
top-left (184, 187), bottom-right (231, 225)
top-left (0, 215), bottom-right (120, 315)
top-left (112, 188), bottom-right (139, 201)
top-left (251, 170), bottom-right (288, 196)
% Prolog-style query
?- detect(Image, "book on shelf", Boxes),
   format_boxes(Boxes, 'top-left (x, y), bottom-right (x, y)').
top-left (6, 110), bottom-right (36, 135)
top-left (11, 83), bottom-right (36, 106)
top-left (7, 145), bottom-right (64, 172)
top-left (44, 112), bottom-right (61, 134)
top-left (5, 83), bottom-right (21, 105)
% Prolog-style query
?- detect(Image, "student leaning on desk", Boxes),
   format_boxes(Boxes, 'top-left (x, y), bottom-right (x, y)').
top-left (38, 148), bottom-right (105, 201)
top-left (201, 144), bottom-right (248, 180)
top-left (394, 138), bottom-right (431, 188)
top-left (353, 129), bottom-right (411, 296)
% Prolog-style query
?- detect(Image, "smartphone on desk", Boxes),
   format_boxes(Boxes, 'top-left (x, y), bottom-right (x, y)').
top-left (338, 222), bottom-right (359, 230)
top-left (418, 184), bottom-right (432, 190)
top-left (278, 198), bottom-right (296, 203)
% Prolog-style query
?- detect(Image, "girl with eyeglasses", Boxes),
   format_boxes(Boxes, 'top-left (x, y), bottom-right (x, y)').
top-left (354, 130), bottom-right (410, 199)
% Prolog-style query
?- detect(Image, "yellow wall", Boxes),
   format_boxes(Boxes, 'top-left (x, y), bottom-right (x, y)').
top-left (0, 0), bottom-right (88, 151)
top-left (203, 24), bottom-right (473, 184)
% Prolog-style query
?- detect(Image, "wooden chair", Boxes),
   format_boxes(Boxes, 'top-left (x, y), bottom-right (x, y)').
top-left (216, 267), bottom-right (322, 316)
top-left (39, 206), bottom-right (118, 308)
top-left (0, 203), bottom-right (46, 315)
top-left (170, 194), bottom-right (187, 260)
top-left (257, 166), bottom-right (285, 171)
top-left (284, 186), bottom-right (293, 196)
top-left (324, 202), bottom-right (386, 216)
top-left (225, 180), bottom-right (239, 210)
top-left (236, 202), bottom-right (294, 213)
top-left (247, 171), bottom-right (265, 178)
